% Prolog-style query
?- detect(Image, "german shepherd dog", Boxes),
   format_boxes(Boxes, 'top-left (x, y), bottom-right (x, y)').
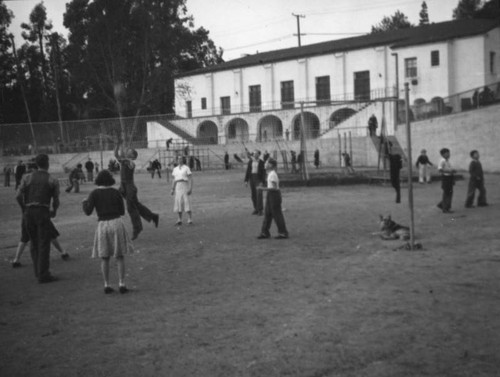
top-left (378, 215), bottom-right (410, 240)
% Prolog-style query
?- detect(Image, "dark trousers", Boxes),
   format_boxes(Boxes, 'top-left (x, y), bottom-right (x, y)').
top-left (151, 169), bottom-right (161, 179)
top-left (439, 176), bottom-right (454, 211)
top-left (66, 179), bottom-right (80, 193)
top-left (261, 190), bottom-right (288, 236)
top-left (25, 207), bottom-right (52, 281)
top-left (390, 173), bottom-right (401, 203)
top-left (465, 179), bottom-right (487, 207)
top-left (249, 174), bottom-right (263, 212)
top-left (122, 183), bottom-right (155, 233)
top-left (87, 171), bottom-right (94, 182)
top-left (4, 173), bottom-right (10, 187)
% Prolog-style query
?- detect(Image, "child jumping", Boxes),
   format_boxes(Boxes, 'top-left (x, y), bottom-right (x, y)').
top-left (257, 158), bottom-right (289, 239)
top-left (83, 170), bottom-right (134, 294)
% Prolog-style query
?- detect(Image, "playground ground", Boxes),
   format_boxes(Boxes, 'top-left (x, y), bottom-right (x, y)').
top-left (0, 168), bottom-right (499, 377)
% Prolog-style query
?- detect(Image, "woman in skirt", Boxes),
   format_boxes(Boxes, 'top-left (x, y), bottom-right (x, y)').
top-left (171, 156), bottom-right (193, 225)
top-left (83, 170), bottom-right (133, 294)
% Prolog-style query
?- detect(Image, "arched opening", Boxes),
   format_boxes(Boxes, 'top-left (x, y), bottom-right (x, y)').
top-left (197, 121), bottom-right (218, 144)
top-left (329, 108), bottom-right (356, 129)
top-left (397, 99), bottom-right (414, 124)
top-left (292, 112), bottom-right (320, 140)
top-left (413, 98), bottom-right (426, 120)
top-left (226, 118), bottom-right (249, 142)
top-left (257, 115), bottom-right (283, 141)
top-left (430, 96), bottom-right (445, 115)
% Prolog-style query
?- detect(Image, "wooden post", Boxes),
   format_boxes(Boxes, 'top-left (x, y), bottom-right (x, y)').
top-left (404, 83), bottom-right (415, 249)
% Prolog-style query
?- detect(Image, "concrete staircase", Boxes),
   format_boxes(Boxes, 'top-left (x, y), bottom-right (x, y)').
top-left (157, 119), bottom-right (202, 145)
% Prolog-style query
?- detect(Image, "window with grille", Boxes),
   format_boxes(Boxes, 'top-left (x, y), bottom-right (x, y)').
top-left (186, 101), bottom-right (192, 118)
top-left (201, 97), bottom-right (207, 110)
top-left (315, 76), bottom-right (331, 104)
top-left (431, 51), bottom-right (440, 67)
top-left (220, 96), bottom-right (231, 115)
top-left (280, 80), bottom-right (294, 109)
top-left (405, 57), bottom-right (417, 78)
top-left (249, 85), bottom-right (261, 112)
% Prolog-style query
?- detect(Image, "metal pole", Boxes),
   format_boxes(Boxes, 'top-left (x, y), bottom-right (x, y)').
top-left (392, 53), bottom-right (399, 127)
top-left (349, 131), bottom-right (353, 166)
top-left (404, 83), bottom-right (415, 249)
top-left (299, 102), bottom-right (309, 181)
top-left (338, 132), bottom-right (342, 167)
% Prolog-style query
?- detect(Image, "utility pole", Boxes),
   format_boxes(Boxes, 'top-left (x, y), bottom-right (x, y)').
top-left (292, 13), bottom-right (305, 47)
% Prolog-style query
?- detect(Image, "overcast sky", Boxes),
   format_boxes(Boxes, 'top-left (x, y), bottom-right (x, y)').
top-left (5, 0), bottom-right (460, 61)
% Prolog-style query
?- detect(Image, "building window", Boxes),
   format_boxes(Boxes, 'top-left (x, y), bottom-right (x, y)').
top-left (186, 100), bottom-right (192, 118)
top-left (405, 57), bottom-right (417, 78)
top-left (220, 96), bottom-right (231, 115)
top-left (431, 50), bottom-right (440, 67)
top-left (280, 80), bottom-right (294, 109)
top-left (201, 97), bottom-right (207, 110)
top-left (315, 76), bottom-right (331, 104)
top-left (490, 51), bottom-right (496, 74)
top-left (249, 85), bottom-right (261, 112)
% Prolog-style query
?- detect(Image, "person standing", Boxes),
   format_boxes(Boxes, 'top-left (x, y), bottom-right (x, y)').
top-left (437, 148), bottom-right (455, 213)
top-left (290, 151), bottom-right (298, 174)
top-left (314, 149), bottom-right (320, 169)
top-left (388, 149), bottom-right (403, 203)
top-left (14, 160), bottom-right (26, 190)
top-left (224, 151), bottom-right (230, 170)
top-left (257, 158), bottom-right (289, 239)
top-left (368, 114), bottom-right (378, 137)
top-left (244, 150), bottom-right (265, 215)
top-left (83, 170), bottom-right (133, 294)
top-left (85, 158), bottom-right (95, 182)
top-left (465, 150), bottom-right (488, 208)
top-left (115, 138), bottom-right (159, 240)
top-left (171, 156), bottom-right (193, 225)
top-left (416, 149), bottom-right (433, 183)
top-left (3, 164), bottom-right (12, 187)
top-left (16, 154), bottom-right (60, 283)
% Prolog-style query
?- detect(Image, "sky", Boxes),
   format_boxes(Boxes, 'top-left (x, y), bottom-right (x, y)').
top-left (5, 0), bottom-right (460, 61)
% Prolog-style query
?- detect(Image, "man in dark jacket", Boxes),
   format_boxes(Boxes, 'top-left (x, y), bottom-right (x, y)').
top-left (85, 158), bottom-right (95, 182)
top-left (465, 150), bottom-right (488, 208)
top-left (14, 160), bottom-right (26, 190)
top-left (388, 146), bottom-right (403, 204)
top-left (16, 154), bottom-right (60, 283)
top-left (244, 150), bottom-right (266, 215)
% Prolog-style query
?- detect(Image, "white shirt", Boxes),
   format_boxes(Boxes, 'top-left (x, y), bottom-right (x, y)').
top-left (172, 165), bottom-right (192, 182)
top-left (438, 158), bottom-right (452, 175)
top-left (267, 170), bottom-right (279, 189)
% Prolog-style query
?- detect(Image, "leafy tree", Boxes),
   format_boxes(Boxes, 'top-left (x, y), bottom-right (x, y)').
top-left (0, 0), bottom-right (15, 122)
top-left (20, 2), bottom-right (52, 93)
top-left (371, 10), bottom-right (414, 34)
top-left (474, 0), bottom-right (500, 18)
top-left (452, 0), bottom-right (483, 19)
top-left (63, 0), bottom-right (223, 143)
top-left (419, 1), bottom-right (430, 25)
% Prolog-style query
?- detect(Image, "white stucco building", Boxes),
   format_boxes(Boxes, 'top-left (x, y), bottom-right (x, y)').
top-left (150, 19), bottom-right (500, 146)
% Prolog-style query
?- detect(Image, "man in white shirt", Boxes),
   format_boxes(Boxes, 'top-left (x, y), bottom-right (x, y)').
top-left (257, 158), bottom-right (289, 239)
top-left (437, 148), bottom-right (456, 213)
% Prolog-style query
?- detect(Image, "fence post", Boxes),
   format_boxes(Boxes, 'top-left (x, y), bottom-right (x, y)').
top-left (404, 83), bottom-right (416, 249)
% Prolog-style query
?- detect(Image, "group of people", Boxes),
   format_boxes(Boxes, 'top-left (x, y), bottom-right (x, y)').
top-left (8, 138), bottom-right (489, 293)
top-left (244, 149), bottom-right (289, 239)
top-left (11, 137), bottom-right (200, 294)
top-left (386, 144), bottom-right (488, 212)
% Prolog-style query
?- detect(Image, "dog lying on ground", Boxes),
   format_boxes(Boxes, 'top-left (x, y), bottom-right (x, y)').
top-left (378, 215), bottom-right (410, 240)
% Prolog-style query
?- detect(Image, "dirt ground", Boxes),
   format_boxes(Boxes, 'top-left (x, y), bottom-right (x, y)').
top-left (1, 168), bottom-right (499, 377)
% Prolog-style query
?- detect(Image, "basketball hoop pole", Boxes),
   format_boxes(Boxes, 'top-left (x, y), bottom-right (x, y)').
top-left (404, 83), bottom-right (415, 249)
